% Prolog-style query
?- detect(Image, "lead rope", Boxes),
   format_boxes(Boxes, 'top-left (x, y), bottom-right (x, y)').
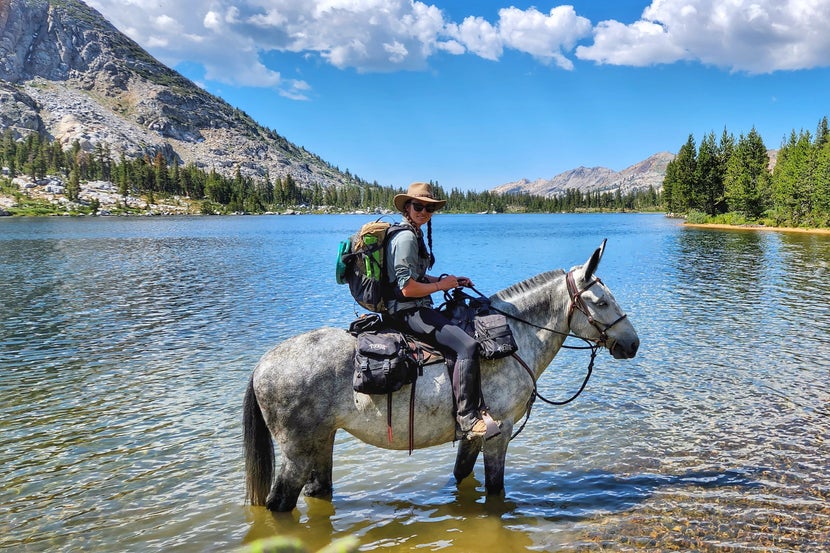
top-left (509, 347), bottom-right (598, 440)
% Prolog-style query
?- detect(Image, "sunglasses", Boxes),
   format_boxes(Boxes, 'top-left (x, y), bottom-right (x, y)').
top-left (410, 202), bottom-right (437, 213)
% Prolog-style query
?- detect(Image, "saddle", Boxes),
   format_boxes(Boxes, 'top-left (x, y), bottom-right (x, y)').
top-left (349, 312), bottom-right (447, 365)
top-left (348, 314), bottom-right (448, 454)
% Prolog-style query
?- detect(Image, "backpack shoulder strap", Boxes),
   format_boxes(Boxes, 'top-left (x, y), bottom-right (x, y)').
top-left (384, 223), bottom-right (414, 242)
top-left (380, 224), bottom-right (415, 294)
top-left (381, 224), bottom-right (415, 265)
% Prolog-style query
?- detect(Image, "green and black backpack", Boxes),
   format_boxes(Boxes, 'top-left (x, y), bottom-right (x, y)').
top-left (336, 219), bottom-right (411, 312)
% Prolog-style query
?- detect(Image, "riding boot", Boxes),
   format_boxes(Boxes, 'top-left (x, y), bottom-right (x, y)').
top-left (453, 357), bottom-right (491, 439)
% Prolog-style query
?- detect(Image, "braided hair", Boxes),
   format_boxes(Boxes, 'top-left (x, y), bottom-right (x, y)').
top-left (425, 219), bottom-right (436, 269)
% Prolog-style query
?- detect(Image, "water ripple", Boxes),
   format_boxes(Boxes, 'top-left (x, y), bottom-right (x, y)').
top-left (2, 215), bottom-right (830, 552)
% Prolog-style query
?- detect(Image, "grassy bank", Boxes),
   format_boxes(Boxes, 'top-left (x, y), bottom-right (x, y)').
top-left (682, 209), bottom-right (830, 235)
top-left (684, 222), bottom-right (830, 235)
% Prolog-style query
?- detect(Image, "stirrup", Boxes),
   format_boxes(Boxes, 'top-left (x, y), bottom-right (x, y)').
top-left (462, 419), bottom-right (488, 440)
top-left (480, 410), bottom-right (502, 440)
top-left (458, 413), bottom-right (502, 441)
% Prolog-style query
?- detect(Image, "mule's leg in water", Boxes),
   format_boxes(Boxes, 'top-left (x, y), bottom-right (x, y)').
top-left (266, 447), bottom-right (307, 512)
top-left (482, 420), bottom-right (513, 495)
top-left (453, 438), bottom-right (481, 483)
top-left (266, 434), bottom-right (332, 512)
top-left (304, 430), bottom-right (336, 499)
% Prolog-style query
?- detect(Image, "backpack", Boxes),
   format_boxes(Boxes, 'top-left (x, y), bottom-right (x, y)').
top-left (336, 219), bottom-right (411, 312)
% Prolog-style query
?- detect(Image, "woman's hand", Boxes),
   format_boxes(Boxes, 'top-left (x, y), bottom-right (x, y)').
top-left (436, 275), bottom-right (473, 290)
top-left (401, 275), bottom-right (475, 298)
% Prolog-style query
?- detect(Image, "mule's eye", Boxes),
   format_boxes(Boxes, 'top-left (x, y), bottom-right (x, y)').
top-left (596, 299), bottom-right (608, 307)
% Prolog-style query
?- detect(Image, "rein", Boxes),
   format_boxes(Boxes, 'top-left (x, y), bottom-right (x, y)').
top-left (465, 270), bottom-right (628, 440)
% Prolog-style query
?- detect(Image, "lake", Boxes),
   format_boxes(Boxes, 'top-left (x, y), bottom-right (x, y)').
top-left (1, 213), bottom-right (828, 552)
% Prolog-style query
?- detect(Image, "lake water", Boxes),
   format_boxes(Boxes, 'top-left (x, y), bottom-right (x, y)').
top-left (1, 213), bottom-right (828, 552)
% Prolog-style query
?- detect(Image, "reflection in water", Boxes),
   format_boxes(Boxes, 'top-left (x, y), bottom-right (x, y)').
top-left (244, 477), bottom-right (533, 552)
top-left (1, 215), bottom-right (829, 552)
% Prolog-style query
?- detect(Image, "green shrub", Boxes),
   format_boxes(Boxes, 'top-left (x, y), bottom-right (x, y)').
top-left (685, 210), bottom-right (709, 224)
top-left (200, 200), bottom-right (220, 215)
top-left (710, 212), bottom-right (750, 226)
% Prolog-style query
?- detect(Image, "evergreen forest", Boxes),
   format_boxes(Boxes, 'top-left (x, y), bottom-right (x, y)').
top-left (664, 116), bottom-right (830, 228)
top-left (6, 114), bottom-right (830, 226)
top-left (0, 129), bottom-right (660, 215)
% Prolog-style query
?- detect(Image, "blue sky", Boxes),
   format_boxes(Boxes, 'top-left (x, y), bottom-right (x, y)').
top-left (86, 0), bottom-right (830, 191)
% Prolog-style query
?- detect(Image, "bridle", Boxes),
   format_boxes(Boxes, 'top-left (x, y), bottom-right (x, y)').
top-left (565, 270), bottom-right (628, 346)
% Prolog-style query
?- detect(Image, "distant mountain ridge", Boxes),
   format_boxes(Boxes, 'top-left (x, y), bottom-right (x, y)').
top-left (492, 152), bottom-right (674, 197)
top-left (0, 0), bottom-right (361, 188)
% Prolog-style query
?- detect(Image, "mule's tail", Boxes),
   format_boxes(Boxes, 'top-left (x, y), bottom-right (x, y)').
top-left (243, 375), bottom-right (274, 506)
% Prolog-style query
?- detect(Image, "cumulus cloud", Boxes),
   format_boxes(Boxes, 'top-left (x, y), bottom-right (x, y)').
top-left (577, 0), bottom-right (830, 73)
top-left (497, 6), bottom-right (592, 69)
top-left (86, 0), bottom-right (594, 89)
top-left (84, 0), bottom-right (830, 96)
top-left (576, 19), bottom-right (685, 67)
top-left (449, 16), bottom-right (502, 61)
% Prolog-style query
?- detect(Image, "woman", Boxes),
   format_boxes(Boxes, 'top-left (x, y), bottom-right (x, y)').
top-left (385, 182), bottom-right (499, 440)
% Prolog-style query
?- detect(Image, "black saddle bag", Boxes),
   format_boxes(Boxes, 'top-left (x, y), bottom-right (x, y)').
top-left (352, 330), bottom-right (416, 394)
top-left (474, 313), bottom-right (518, 360)
top-left (441, 289), bottom-right (518, 360)
top-left (347, 315), bottom-right (425, 452)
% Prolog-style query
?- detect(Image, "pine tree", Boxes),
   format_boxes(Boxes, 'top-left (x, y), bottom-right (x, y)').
top-left (724, 128), bottom-right (770, 219)
top-left (814, 139), bottom-right (830, 224)
top-left (717, 129), bottom-right (735, 213)
top-left (695, 132), bottom-right (721, 215)
top-left (772, 129), bottom-right (813, 225)
top-left (153, 151), bottom-right (169, 194)
top-left (815, 116), bottom-right (829, 148)
top-left (117, 153), bottom-right (130, 201)
top-left (66, 168), bottom-right (80, 201)
top-left (171, 159), bottom-right (181, 195)
top-left (665, 134), bottom-right (697, 213)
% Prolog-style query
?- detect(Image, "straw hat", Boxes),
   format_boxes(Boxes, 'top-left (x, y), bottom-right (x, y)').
top-left (393, 182), bottom-right (447, 212)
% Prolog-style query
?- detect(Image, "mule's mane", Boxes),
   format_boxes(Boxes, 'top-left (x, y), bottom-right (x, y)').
top-left (492, 269), bottom-right (565, 304)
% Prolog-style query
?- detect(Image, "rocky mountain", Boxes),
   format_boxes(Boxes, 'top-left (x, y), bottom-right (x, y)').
top-left (492, 152), bottom-right (675, 197)
top-left (0, 0), bottom-right (357, 188)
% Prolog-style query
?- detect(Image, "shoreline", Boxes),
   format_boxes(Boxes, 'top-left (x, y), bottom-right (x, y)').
top-left (683, 222), bottom-right (830, 235)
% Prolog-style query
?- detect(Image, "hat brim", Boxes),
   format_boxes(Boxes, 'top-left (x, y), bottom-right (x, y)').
top-left (393, 194), bottom-right (447, 212)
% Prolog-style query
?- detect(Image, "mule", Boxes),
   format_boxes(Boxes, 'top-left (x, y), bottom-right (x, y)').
top-left (244, 240), bottom-right (639, 511)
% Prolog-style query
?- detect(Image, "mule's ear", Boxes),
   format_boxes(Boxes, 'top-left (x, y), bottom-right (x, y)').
top-left (583, 238), bottom-right (607, 280)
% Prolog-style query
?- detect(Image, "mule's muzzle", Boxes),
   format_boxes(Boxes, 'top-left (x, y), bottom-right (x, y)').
top-left (609, 336), bottom-right (639, 359)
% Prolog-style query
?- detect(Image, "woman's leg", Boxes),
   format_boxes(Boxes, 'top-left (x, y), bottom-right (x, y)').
top-left (400, 308), bottom-right (482, 433)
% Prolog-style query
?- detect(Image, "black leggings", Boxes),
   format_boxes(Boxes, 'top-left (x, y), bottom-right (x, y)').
top-left (396, 306), bottom-right (478, 360)
top-left (397, 306), bottom-right (483, 428)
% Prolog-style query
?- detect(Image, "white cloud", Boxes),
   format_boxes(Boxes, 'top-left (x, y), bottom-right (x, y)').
top-left (84, 0), bottom-right (830, 97)
top-left (577, 0), bottom-right (830, 73)
top-left (86, 0), bottom-right (593, 85)
top-left (450, 16), bottom-right (502, 61)
top-left (384, 40), bottom-right (409, 64)
top-left (576, 19), bottom-right (686, 67)
top-left (497, 6), bottom-right (592, 69)
top-left (203, 11), bottom-right (222, 32)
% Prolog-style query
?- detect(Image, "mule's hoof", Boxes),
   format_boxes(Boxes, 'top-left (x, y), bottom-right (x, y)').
top-left (304, 486), bottom-right (333, 499)
top-left (265, 494), bottom-right (298, 512)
